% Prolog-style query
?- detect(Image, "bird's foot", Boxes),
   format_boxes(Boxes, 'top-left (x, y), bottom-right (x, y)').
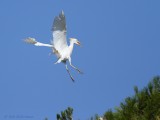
top-left (70, 76), bottom-right (75, 82)
top-left (77, 69), bottom-right (83, 74)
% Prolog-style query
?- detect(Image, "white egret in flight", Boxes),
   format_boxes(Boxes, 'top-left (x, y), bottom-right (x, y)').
top-left (25, 11), bottom-right (82, 82)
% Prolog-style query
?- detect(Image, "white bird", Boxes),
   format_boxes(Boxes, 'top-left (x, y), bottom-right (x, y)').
top-left (25, 11), bottom-right (82, 82)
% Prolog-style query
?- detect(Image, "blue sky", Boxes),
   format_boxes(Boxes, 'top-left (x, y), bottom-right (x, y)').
top-left (0, 0), bottom-right (160, 120)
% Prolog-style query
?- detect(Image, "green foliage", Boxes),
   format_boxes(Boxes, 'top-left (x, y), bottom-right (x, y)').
top-left (90, 114), bottom-right (101, 120)
top-left (44, 117), bottom-right (48, 120)
top-left (56, 107), bottom-right (73, 120)
top-left (47, 76), bottom-right (160, 120)
top-left (104, 109), bottom-right (114, 120)
top-left (103, 76), bottom-right (160, 120)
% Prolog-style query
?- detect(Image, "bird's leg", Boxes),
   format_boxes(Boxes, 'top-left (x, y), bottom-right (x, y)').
top-left (65, 64), bottom-right (74, 82)
top-left (68, 57), bottom-right (83, 74)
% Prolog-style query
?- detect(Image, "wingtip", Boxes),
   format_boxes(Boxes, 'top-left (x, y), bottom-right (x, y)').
top-left (24, 37), bottom-right (37, 44)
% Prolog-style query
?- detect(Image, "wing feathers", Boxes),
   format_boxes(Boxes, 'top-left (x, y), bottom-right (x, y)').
top-left (52, 11), bottom-right (68, 55)
top-left (25, 37), bottom-right (53, 47)
top-left (52, 11), bottom-right (66, 32)
top-left (24, 37), bottom-right (37, 44)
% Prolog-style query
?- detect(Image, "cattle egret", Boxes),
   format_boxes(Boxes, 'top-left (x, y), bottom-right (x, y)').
top-left (25, 11), bottom-right (82, 82)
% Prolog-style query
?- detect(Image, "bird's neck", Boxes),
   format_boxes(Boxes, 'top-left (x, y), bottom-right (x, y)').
top-left (69, 41), bottom-right (75, 55)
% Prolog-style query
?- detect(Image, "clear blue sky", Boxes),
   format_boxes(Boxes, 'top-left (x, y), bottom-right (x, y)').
top-left (0, 0), bottom-right (160, 120)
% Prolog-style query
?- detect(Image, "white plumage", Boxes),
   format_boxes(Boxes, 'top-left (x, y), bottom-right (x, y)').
top-left (25, 11), bottom-right (82, 82)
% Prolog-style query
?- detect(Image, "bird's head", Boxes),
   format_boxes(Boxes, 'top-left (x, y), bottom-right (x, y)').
top-left (70, 38), bottom-right (81, 46)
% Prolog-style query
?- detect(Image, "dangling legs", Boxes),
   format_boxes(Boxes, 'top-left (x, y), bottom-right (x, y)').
top-left (68, 57), bottom-right (83, 74)
top-left (65, 63), bottom-right (74, 82)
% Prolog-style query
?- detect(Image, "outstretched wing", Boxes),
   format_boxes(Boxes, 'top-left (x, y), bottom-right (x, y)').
top-left (51, 11), bottom-right (68, 55)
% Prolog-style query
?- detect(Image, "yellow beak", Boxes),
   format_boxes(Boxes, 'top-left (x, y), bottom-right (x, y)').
top-left (76, 41), bottom-right (81, 46)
